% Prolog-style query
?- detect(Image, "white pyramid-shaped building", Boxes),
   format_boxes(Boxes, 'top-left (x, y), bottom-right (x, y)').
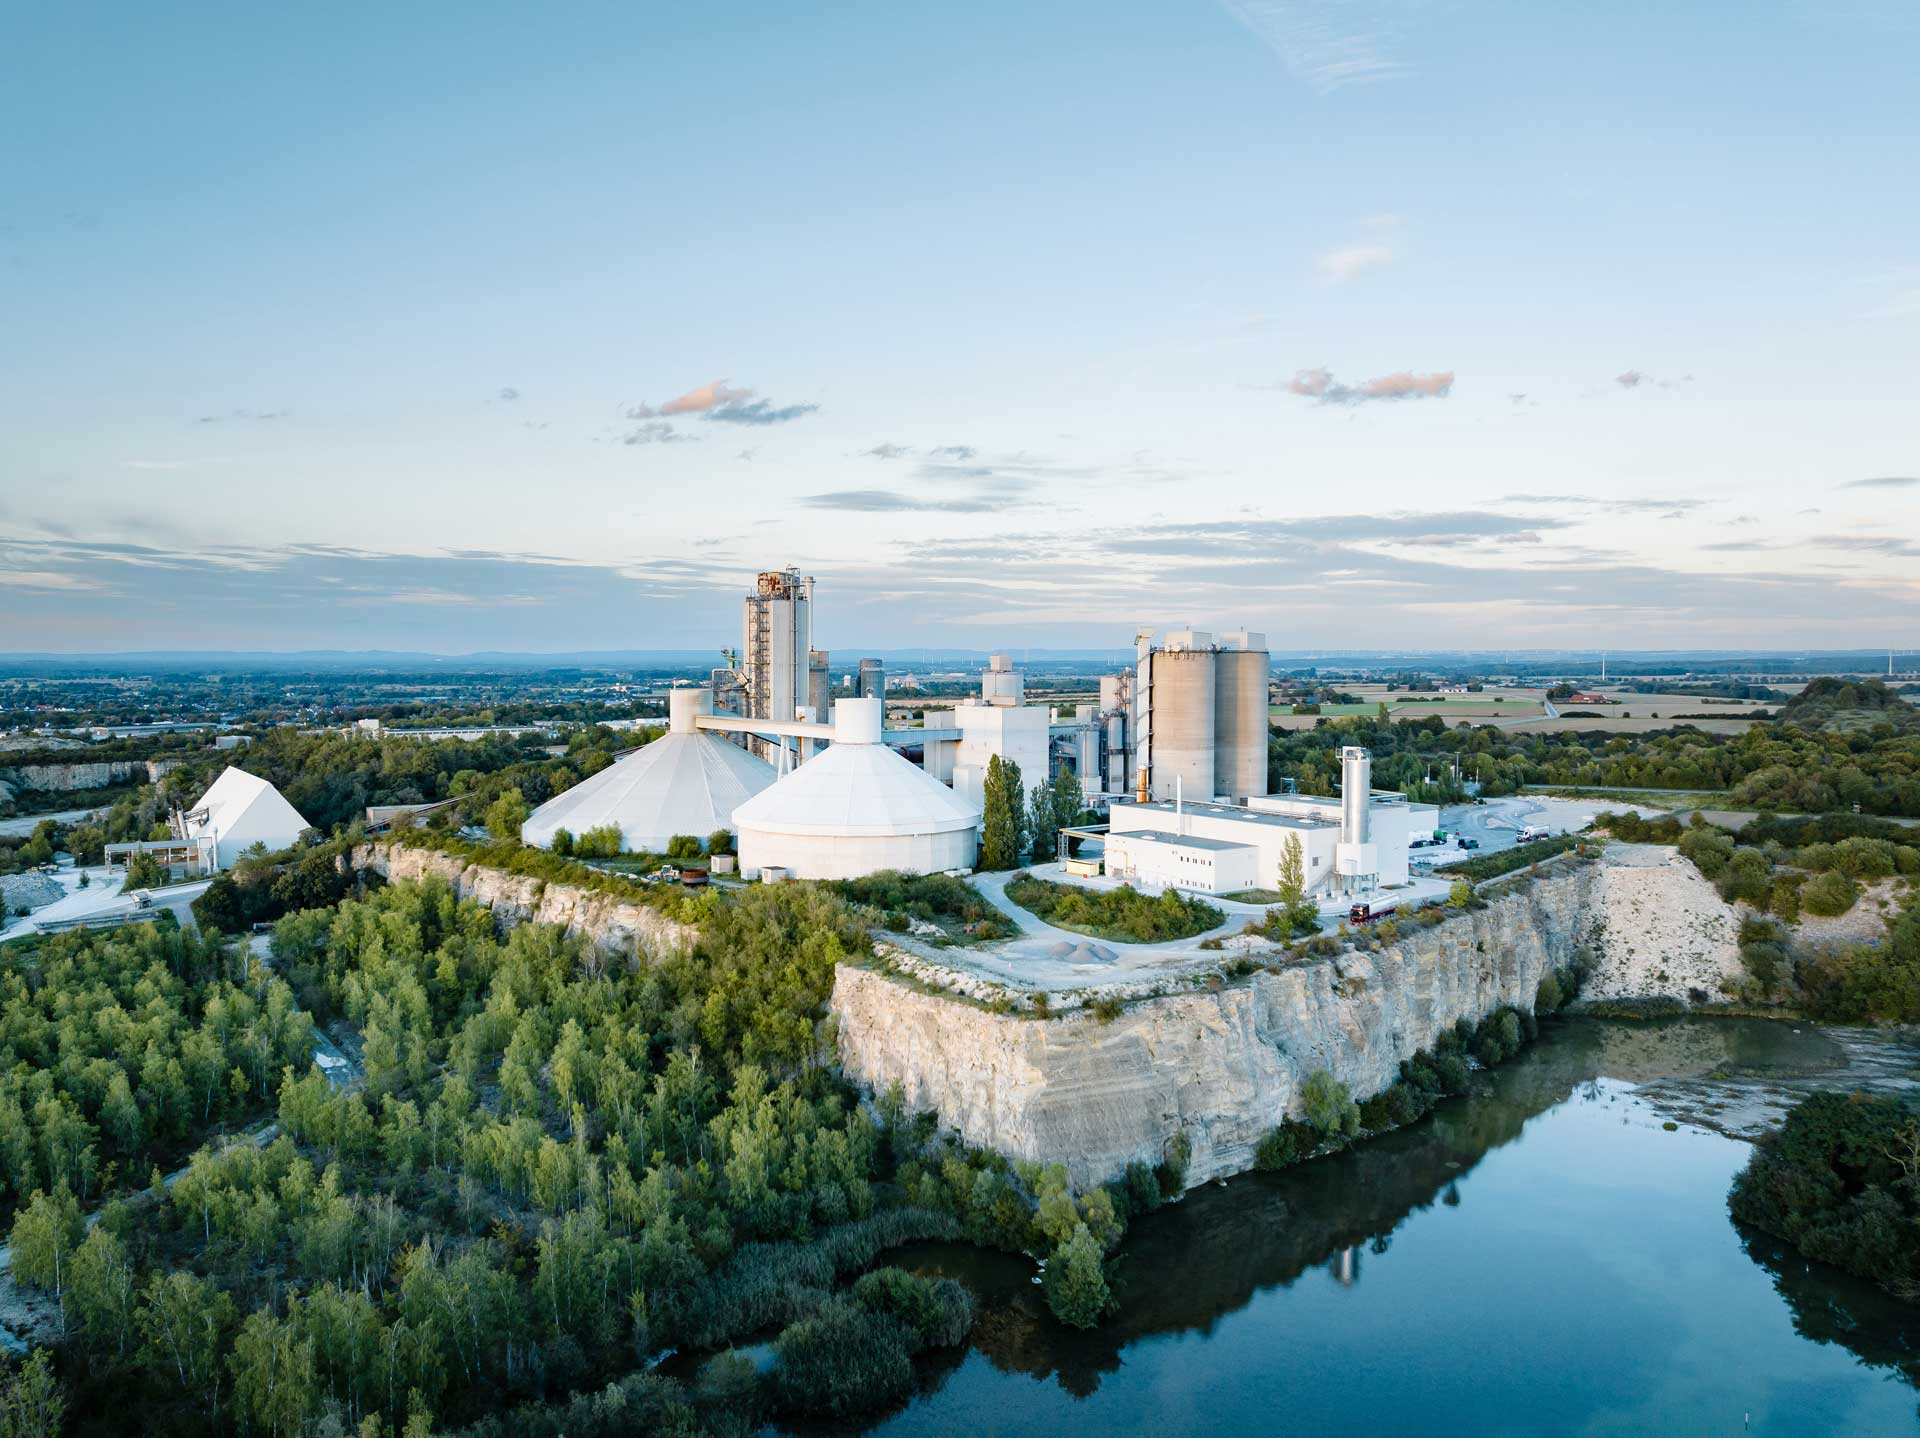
top-left (183, 767), bottom-right (312, 869)
top-left (522, 690), bottom-right (776, 854)
top-left (733, 697), bottom-right (980, 880)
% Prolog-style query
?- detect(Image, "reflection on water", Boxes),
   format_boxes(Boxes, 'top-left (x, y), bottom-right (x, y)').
top-left (849, 1018), bottom-right (1920, 1438)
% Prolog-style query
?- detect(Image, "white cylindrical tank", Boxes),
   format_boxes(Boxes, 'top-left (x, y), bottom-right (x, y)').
top-left (1213, 645), bottom-right (1270, 799)
top-left (1149, 647), bottom-right (1216, 801)
top-left (732, 696), bottom-right (980, 880)
top-left (1340, 746), bottom-right (1372, 844)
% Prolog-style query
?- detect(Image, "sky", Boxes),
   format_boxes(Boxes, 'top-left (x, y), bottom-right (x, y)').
top-left (2, 0), bottom-right (1917, 655)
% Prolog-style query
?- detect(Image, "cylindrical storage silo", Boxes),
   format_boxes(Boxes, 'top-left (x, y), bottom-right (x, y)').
top-left (1148, 648), bottom-right (1216, 801)
top-left (1213, 646), bottom-right (1270, 799)
top-left (1340, 746), bottom-right (1372, 844)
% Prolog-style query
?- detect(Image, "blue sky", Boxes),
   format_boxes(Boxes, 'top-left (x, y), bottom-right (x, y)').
top-left (2, 1), bottom-right (1916, 653)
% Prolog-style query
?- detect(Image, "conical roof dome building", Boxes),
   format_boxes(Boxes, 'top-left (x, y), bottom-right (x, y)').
top-left (732, 697), bottom-right (980, 880)
top-left (522, 690), bottom-right (775, 854)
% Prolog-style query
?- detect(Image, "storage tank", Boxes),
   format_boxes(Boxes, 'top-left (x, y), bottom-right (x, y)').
top-left (731, 697), bottom-right (980, 880)
top-left (1214, 632), bottom-right (1269, 799)
top-left (1340, 746), bottom-right (1372, 844)
top-left (1147, 646), bottom-right (1216, 801)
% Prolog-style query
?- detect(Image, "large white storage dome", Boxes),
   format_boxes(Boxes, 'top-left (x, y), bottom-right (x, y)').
top-left (522, 691), bottom-right (775, 854)
top-left (732, 697), bottom-right (980, 880)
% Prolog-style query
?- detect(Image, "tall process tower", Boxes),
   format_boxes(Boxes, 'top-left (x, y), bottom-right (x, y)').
top-left (741, 568), bottom-right (814, 762)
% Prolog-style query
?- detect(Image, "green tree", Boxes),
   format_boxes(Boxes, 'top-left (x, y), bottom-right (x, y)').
top-left (9, 1188), bottom-right (84, 1320)
top-left (138, 1272), bottom-right (235, 1417)
top-left (0, 1350), bottom-right (64, 1438)
top-left (980, 756), bottom-right (1025, 870)
top-left (1051, 765), bottom-right (1084, 827)
top-left (67, 1227), bottom-right (135, 1356)
top-left (1042, 1222), bottom-right (1111, 1328)
top-left (1028, 780), bottom-right (1058, 865)
top-left (230, 1310), bottom-right (318, 1438)
top-left (484, 787), bottom-right (529, 843)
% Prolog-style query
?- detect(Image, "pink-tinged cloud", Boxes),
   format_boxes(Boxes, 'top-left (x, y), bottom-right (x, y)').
top-left (1286, 367), bottom-right (1453, 405)
top-left (626, 380), bottom-right (754, 419)
top-left (1615, 370), bottom-right (1645, 388)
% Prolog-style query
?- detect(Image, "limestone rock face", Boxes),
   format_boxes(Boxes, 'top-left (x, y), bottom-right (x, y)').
top-left (1, 759), bottom-right (176, 793)
top-left (352, 842), bottom-right (698, 963)
top-left (831, 868), bottom-right (1595, 1190)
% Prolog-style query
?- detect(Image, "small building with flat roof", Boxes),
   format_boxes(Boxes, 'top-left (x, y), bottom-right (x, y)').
top-left (1103, 829), bottom-right (1259, 895)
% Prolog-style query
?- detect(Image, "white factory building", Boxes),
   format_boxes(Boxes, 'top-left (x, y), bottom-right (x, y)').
top-left (731, 698), bottom-right (980, 880)
top-left (941, 654), bottom-right (1053, 808)
top-left (520, 689), bottom-right (776, 853)
top-left (180, 767), bottom-right (312, 870)
top-left (1105, 749), bottom-right (1410, 897)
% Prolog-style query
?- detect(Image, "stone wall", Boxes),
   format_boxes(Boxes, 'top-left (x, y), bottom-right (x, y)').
top-left (351, 842), bottom-right (698, 963)
top-left (831, 867), bottom-right (1596, 1189)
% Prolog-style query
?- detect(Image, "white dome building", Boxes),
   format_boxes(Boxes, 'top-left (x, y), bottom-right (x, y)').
top-left (732, 697), bottom-right (981, 880)
top-left (522, 690), bottom-right (775, 854)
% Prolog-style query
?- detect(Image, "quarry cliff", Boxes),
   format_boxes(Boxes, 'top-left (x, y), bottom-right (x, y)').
top-left (352, 841), bottom-right (698, 962)
top-left (833, 868), bottom-right (1597, 1188)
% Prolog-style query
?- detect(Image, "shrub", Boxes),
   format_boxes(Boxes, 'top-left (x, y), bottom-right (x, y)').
top-left (574, 824), bottom-right (624, 859)
top-left (1802, 870), bottom-right (1860, 917)
top-left (706, 829), bottom-right (735, 855)
top-left (666, 834), bottom-right (704, 862)
top-left (1299, 1070), bottom-right (1359, 1136)
top-left (771, 1297), bottom-right (914, 1417)
top-left (549, 828), bottom-right (575, 857)
top-left (850, 1267), bottom-right (976, 1351)
top-left (1156, 1131), bottom-right (1191, 1197)
top-left (1677, 827), bottom-right (1736, 879)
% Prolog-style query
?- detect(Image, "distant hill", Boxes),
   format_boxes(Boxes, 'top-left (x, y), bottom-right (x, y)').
top-left (1778, 677), bottom-right (1918, 733)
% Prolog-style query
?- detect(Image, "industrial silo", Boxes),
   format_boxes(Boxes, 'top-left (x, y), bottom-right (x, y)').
top-left (1214, 631), bottom-right (1270, 799)
top-left (1146, 635), bottom-right (1216, 801)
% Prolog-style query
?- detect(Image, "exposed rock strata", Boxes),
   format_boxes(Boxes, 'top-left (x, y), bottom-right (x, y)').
top-left (832, 868), bottom-right (1596, 1188)
top-left (351, 842), bottom-right (697, 963)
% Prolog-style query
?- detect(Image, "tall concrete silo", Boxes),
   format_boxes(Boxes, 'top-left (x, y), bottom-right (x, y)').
top-left (1214, 630), bottom-right (1269, 799)
top-left (1145, 634), bottom-right (1216, 801)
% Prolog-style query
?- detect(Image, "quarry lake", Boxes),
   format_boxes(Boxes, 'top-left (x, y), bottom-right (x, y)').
top-left (848, 1018), bottom-right (1920, 1438)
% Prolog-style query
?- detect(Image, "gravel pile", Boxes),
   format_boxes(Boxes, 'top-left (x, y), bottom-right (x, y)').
top-left (0, 872), bottom-right (64, 914)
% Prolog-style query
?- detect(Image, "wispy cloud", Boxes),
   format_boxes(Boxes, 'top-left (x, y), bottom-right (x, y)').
top-left (497, 386), bottom-right (520, 402)
top-left (929, 445), bottom-right (978, 461)
top-left (196, 409), bottom-right (286, 423)
top-left (705, 397), bottom-right (819, 425)
top-left (1842, 475), bottom-right (1919, 489)
top-left (1286, 366), bottom-right (1453, 404)
top-left (1500, 494), bottom-right (1704, 517)
top-left (1220, 0), bottom-right (1415, 93)
top-left (863, 443), bottom-right (911, 459)
top-left (620, 421), bottom-right (694, 446)
top-left (1315, 242), bottom-right (1395, 283)
top-left (1614, 369), bottom-right (1693, 390)
top-left (799, 489), bottom-right (1009, 514)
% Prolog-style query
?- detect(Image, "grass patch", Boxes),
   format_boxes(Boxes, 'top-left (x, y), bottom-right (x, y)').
top-left (1218, 888), bottom-right (1291, 905)
top-left (1004, 873), bottom-right (1223, 944)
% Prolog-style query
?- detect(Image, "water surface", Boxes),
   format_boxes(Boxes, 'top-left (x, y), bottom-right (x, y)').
top-left (856, 1018), bottom-right (1920, 1438)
